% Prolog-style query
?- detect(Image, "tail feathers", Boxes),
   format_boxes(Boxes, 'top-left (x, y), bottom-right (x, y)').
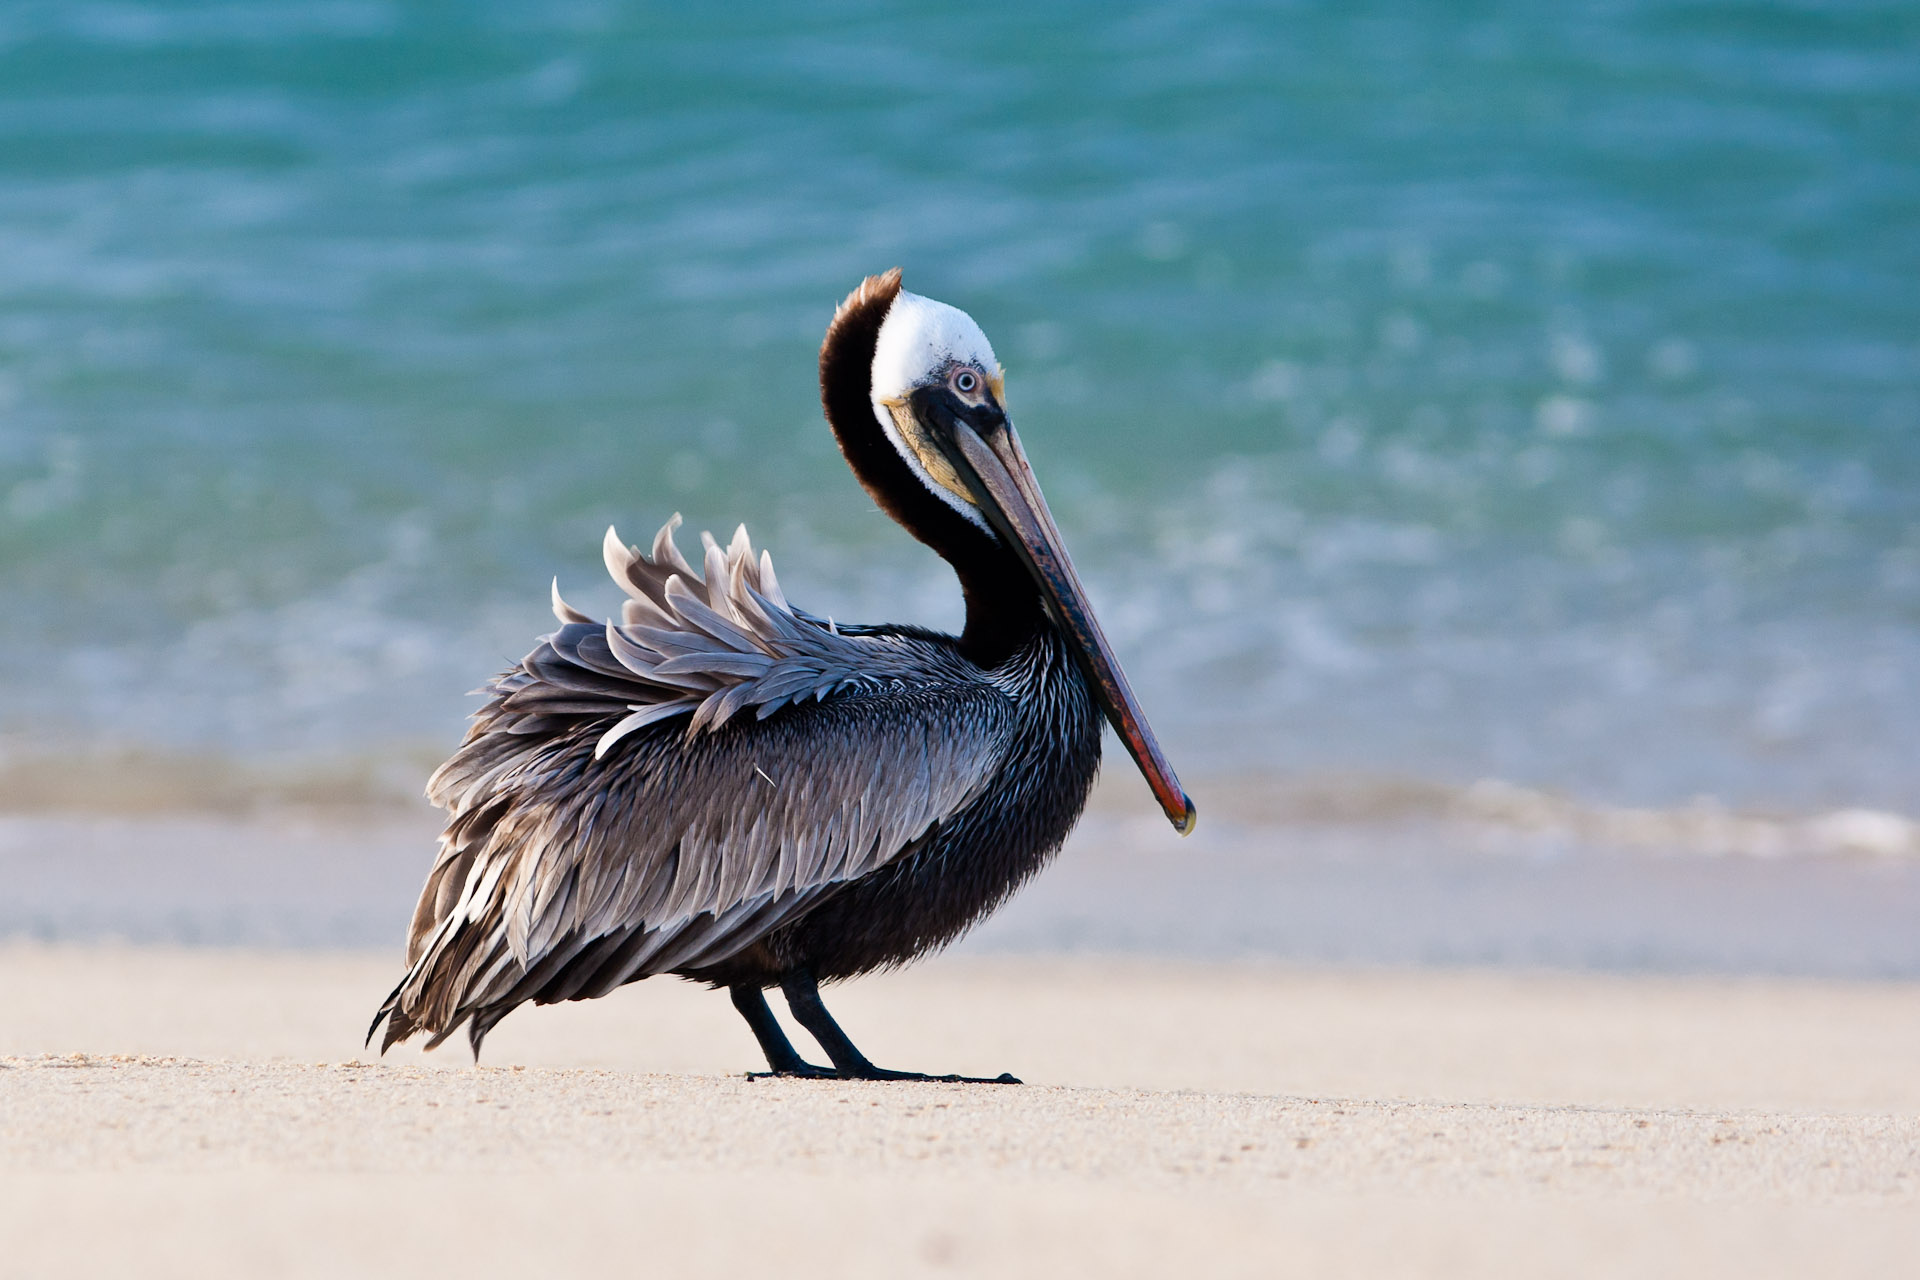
top-left (365, 971), bottom-right (468, 1057)
top-left (365, 980), bottom-right (407, 1052)
top-left (365, 915), bottom-right (512, 1059)
top-left (366, 973), bottom-right (495, 1059)
top-left (365, 919), bottom-right (672, 1061)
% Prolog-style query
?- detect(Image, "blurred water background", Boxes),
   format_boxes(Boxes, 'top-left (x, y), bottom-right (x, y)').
top-left (2, 1), bottom-right (1917, 852)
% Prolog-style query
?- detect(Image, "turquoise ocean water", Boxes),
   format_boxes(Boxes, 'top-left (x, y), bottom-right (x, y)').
top-left (2, 2), bottom-right (1917, 817)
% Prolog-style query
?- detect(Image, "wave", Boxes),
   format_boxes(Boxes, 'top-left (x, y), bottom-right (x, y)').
top-left (1116, 774), bottom-right (1920, 860)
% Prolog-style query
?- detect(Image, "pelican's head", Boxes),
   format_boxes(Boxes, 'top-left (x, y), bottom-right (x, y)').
top-left (867, 290), bottom-right (1009, 535)
top-left (822, 270), bottom-right (1194, 836)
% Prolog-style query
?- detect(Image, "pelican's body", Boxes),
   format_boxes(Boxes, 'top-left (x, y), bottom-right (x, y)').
top-left (372, 271), bottom-right (1191, 1077)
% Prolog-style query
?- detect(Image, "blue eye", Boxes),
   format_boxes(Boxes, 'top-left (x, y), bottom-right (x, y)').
top-left (953, 369), bottom-right (979, 394)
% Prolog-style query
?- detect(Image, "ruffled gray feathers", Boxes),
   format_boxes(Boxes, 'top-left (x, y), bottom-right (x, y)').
top-left (371, 517), bottom-right (1027, 1055)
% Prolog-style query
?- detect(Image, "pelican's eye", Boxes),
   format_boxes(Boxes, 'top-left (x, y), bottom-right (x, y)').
top-left (949, 367), bottom-right (982, 398)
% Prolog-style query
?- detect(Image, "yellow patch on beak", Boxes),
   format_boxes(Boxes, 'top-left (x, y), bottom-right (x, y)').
top-left (880, 395), bottom-right (978, 509)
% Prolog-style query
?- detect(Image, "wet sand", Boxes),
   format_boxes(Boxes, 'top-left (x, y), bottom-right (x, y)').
top-left (4, 945), bottom-right (1919, 1277)
top-left (10, 804), bottom-right (1920, 975)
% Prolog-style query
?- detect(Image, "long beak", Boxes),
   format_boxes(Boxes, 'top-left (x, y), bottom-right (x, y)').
top-left (947, 419), bottom-right (1196, 835)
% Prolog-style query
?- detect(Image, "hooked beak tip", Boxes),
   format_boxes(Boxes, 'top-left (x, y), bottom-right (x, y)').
top-left (1172, 794), bottom-right (1198, 836)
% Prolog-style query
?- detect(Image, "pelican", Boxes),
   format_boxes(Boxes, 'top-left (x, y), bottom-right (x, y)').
top-left (369, 269), bottom-right (1194, 1081)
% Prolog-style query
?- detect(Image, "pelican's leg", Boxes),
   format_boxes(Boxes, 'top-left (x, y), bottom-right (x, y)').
top-left (731, 983), bottom-right (833, 1078)
top-left (779, 967), bottom-right (1019, 1084)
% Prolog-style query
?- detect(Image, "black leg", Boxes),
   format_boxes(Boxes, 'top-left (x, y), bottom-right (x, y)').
top-left (779, 967), bottom-right (1019, 1084)
top-left (730, 983), bottom-right (833, 1077)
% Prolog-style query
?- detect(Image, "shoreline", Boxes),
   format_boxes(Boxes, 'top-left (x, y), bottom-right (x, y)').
top-left (9, 802), bottom-right (1920, 976)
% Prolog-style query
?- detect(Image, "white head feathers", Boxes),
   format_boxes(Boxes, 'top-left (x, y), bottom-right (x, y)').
top-left (870, 290), bottom-right (999, 403)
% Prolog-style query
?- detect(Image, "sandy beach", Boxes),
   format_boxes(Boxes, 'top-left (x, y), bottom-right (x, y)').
top-left (5, 944), bottom-right (1918, 1278)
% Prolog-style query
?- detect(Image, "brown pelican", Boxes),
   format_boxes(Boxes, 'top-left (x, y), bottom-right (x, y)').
top-left (369, 269), bottom-right (1193, 1081)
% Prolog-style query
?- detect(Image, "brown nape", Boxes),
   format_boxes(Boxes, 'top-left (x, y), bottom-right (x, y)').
top-left (818, 270), bottom-right (1043, 668)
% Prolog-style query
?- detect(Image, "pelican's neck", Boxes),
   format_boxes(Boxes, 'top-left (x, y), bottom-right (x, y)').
top-left (819, 270), bottom-right (1044, 668)
top-left (951, 555), bottom-right (1048, 670)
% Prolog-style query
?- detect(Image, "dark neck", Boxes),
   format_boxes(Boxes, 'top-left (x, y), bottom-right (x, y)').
top-left (819, 270), bottom-right (1045, 669)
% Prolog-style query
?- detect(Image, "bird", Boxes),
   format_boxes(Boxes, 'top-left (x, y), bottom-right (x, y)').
top-left (368, 268), bottom-right (1194, 1081)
